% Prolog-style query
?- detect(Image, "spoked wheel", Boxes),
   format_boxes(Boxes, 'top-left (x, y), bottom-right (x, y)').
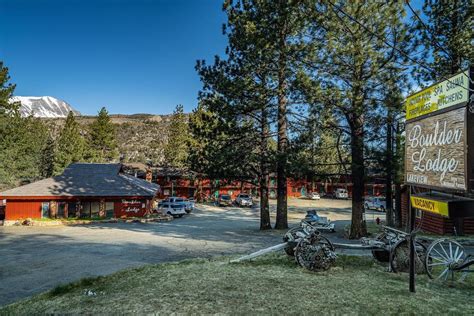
top-left (390, 239), bottom-right (427, 273)
top-left (283, 227), bottom-right (305, 257)
top-left (294, 232), bottom-right (336, 272)
top-left (425, 239), bottom-right (468, 282)
top-left (371, 233), bottom-right (390, 263)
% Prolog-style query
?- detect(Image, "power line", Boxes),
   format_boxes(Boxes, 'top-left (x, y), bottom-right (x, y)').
top-left (405, 0), bottom-right (454, 61)
top-left (325, 0), bottom-right (474, 93)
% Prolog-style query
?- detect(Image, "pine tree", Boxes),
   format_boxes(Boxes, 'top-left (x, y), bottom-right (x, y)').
top-left (0, 62), bottom-right (49, 189)
top-left (411, 0), bottom-right (473, 82)
top-left (40, 133), bottom-right (56, 178)
top-left (303, 1), bottom-right (408, 238)
top-left (0, 62), bottom-right (19, 117)
top-left (54, 111), bottom-right (86, 174)
top-left (89, 107), bottom-right (118, 162)
top-left (163, 104), bottom-right (190, 169)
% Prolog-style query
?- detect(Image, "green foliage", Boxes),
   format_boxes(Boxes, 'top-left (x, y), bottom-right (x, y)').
top-left (0, 62), bottom-right (19, 118)
top-left (0, 62), bottom-right (49, 190)
top-left (411, 0), bottom-right (474, 83)
top-left (40, 132), bottom-right (56, 178)
top-left (88, 107), bottom-right (118, 162)
top-left (53, 111), bottom-right (87, 175)
top-left (163, 104), bottom-right (190, 168)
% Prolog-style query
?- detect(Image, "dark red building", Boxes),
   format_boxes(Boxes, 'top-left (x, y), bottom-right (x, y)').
top-left (0, 163), bottom-right (160, 221)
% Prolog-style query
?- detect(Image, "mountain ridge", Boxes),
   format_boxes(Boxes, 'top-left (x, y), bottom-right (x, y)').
top-left (10, 96), bottom-right (81, 118)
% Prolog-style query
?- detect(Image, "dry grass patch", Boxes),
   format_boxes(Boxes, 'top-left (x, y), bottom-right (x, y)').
top-left (1, 254), bottom-right (473, 315)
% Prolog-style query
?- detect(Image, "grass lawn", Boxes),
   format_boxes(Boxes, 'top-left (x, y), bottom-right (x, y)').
top-left (1, 254), bottom-right (473, 315)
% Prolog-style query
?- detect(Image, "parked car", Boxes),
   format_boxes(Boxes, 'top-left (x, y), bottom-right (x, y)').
top-left (184, 198), bottom-right (195, 214)
top-left (235, 193), bottom-right (253, 207)
top-left (323, 192), bottom-right (334, 199)
top-left (159, 202), bottom-right (186, 218)
top-left (365, 196), bottom-right (386, 212)
top-left (217, 194), bottom-right (233, 207)
top-left (309, 192), bottom-right (321, 200)
top-left (335, 188), bottom-right (349, 199)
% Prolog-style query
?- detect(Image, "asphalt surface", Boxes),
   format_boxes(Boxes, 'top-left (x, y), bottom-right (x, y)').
top-left (1, 202), bottom-right (469, 306)
top-left (0, 204), bottom-right (294, 306)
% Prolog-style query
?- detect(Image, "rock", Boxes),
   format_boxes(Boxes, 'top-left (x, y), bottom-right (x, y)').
top-left (22, 218), bottom-right (33, 226)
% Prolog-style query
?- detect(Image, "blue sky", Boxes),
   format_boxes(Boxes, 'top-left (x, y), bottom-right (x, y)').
top-left (0, 0), bottom-right (227, 115)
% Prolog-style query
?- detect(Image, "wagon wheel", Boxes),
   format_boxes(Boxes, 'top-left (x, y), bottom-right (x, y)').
top-left (371, 232), bottom-right (390, 263)
top-left (390, 239), bottom-right (427, 274)
top-left (283, 227), bottom-right (305, 257)
top-left (294, 232), bottom-right (336, 272)
top-left (425, 239), bottom-right (468, 282)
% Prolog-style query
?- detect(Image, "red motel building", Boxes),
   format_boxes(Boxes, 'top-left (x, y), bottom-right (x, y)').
top-left (0, 163), bottom-right (160, 221)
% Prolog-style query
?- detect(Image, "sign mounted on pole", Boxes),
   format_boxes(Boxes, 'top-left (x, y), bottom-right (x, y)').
top-left (405, 107), bottom-right (466, 190)
top-left (405, 68), bottom-right (473, 193)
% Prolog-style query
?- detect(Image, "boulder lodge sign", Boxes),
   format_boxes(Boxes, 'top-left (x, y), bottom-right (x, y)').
top-left (405, 68), bottom-right (474, 193)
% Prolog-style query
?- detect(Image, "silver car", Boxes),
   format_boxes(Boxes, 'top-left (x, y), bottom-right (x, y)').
top-left (364, 197), bottom-right (386, 212)
top-left (235, 193), bottom-right (253, 207)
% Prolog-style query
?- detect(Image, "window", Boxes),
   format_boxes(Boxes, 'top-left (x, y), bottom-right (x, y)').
top-left (68, 202), bottom-right (78, 218)
top-left (41, 202), bottom-right (50, 218)
top-left (81, 202), bottom-right (91, 218)
top-left (57, 202), bottom-right (66, 218)
top-left (90, 202), bottom-right (100, 218)
top-left (106, 202), bottom-right (114, 218)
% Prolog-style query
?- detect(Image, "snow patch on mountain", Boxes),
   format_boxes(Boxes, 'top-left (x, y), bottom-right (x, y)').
top-left (10, 96), bottom-right (81, 118)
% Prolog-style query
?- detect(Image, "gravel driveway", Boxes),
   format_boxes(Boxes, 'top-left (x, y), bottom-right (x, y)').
top-left (0, 200), bottom-right (391, 306)
top-left (0, 204), bottom-right (293, 306)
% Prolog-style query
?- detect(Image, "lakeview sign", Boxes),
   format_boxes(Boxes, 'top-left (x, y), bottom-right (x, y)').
top-left (406, 71), bottom-right (469, 120)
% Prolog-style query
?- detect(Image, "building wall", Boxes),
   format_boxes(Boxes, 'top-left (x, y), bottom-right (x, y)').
top-left (4, 197), bottom-right (153, 220)
top-left (400, 189), bottom-right (474, 235)
top-left (5, 200), bottom-right (43, 220)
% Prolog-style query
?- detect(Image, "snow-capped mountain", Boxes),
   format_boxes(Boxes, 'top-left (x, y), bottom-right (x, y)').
top-left (10, 96), bottom-right (81, 118)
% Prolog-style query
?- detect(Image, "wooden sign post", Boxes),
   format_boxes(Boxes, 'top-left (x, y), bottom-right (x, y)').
top-left (404, 67), bottom-right (473, 293)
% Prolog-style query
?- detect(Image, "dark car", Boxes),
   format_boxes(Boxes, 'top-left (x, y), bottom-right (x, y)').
top-left (217, 194), bottom-right (233, 207)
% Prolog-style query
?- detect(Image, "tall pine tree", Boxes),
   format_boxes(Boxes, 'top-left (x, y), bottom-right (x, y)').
top-left (164, 104), bottom-right (190, 169)
top-left (54, 111), bottom-right (86, 174)
top-left (89, 107), bottom-right (118, 162)
top-left (40, 132), bottom-right (56, 178)
top-left (303, 1), bottom-right (408, 238)
top-left (0, 62), bottom-right (49, 189)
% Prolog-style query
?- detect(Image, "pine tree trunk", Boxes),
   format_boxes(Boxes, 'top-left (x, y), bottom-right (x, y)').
top-left (385, 111), bottom-right (394, 227)
top-left (394, 121), bottom-right (402, 228)
top-left (349, 115), bottom-right (367, 239)
top-left (260, 173), bottom-right (271, 230)
top-left (275, 1), bottom-right (288, 230)
top-left (275, 56), bottom-right (288, 226)
top-left (260, 108), bottom-right (271, 230)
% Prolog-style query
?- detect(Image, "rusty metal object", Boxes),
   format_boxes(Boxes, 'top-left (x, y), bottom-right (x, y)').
top-left (294, 232), bottom-right (336, 272)
top-left (390, 239), bottom-right (427, 274)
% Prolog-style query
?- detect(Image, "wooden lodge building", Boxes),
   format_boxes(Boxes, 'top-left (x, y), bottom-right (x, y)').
top-left (122, 163), bottom-right (387, 200)
top-left (0, 163), bottom-right (160, 221)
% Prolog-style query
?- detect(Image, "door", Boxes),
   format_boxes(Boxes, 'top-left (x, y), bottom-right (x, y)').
top-left (57, 202), bottom-right (66, 218)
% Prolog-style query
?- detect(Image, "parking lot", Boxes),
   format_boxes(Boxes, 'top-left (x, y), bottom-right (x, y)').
top-left (0, 198), bottom-right (384, 306)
